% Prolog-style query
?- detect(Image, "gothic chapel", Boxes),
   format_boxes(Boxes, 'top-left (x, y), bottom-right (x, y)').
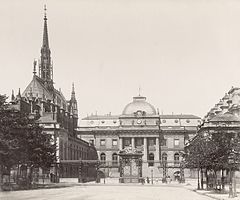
top-left (10, 7), bottom-right (98, 180)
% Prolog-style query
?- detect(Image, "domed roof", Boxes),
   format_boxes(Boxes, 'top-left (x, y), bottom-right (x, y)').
top-left (122, 96), bottom-right (157, 115)
top-left (209, 112), bottom-right (240, 122)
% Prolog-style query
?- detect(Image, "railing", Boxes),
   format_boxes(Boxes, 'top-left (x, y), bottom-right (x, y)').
top-left (99, 161), bottom-right (120, 168)
top-left (136, 146), bottom-right (144, 151)
top-left (148, 146), bottom-right (156, 151)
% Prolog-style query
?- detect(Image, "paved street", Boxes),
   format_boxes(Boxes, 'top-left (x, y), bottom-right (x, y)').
top-left (0, 185), bottom-right (213, 200)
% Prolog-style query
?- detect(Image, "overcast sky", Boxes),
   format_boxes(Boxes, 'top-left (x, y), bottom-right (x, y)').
top-left (1, 0), bottom-right (240, 119)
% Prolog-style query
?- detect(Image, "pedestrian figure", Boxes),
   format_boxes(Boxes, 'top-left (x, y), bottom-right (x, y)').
top-left (166, 176), bottom-right (171, 184)
top-left (50, 173), bottom-right (53, 182)
top-left (146, 177), bottom-right (150, 184)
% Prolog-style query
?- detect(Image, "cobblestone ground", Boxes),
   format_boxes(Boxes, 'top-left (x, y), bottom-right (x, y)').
top-left (0, 185), bottom-right (213, 200)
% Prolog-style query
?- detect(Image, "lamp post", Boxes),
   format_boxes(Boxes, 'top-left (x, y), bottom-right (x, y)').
top-left (149, 167), bottom-right (153, 185)
top-left (157, 110), bottom-right (164, 182)
top-left (78, 161), bottom-right (83, 183)
top-left (96, 161), bottom-right (100, 183)
top-left (180, 162), bottom-right (185, 183)
top-left (162, 161), bottom-right (167, 183)
top-left (228, 152), bottom-right (234, 198)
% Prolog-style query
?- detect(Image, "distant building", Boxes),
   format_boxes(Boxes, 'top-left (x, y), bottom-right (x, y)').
top-left (78, 95), bottom-right (201, 179)
top-left (10, 8), bottom-right (97, 180)
top-left (189, 87), bottom-right (240, 184)
top-left (203, 86), bottom-right (240, 122)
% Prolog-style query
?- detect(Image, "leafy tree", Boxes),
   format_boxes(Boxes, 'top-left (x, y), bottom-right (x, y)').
top-left (0, 94), bottom-right (56, 188)
top-left (185, 129), bottom-right (240, 190)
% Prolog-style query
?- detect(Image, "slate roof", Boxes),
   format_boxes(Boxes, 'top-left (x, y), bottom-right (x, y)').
top-left (82, 115), bottom-right (120, 120)
top-left (22, 75), bottom-right (52, 100)
top-left (22, 75), bottom-right (67, 109)
top-left (82, 114), bottom-right (200, 120)
top-left (209, 112), bottom-right (240, 122)
top-left (159, 114), bottom-right (200, 119)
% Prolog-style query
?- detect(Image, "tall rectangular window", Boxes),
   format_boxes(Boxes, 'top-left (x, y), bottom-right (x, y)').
top-left (136, 138), bottom-right (143, 146)
top-left (148, 138), bottom-right (156, 146)
top-left (112, 139), bottom-right (118, 146)
top-left (161, 139), bottom-right (167, 146)
top-left (124, 138), bottom-right (131, 146)
top-left (174, 139), bottom-right (180, 147)
top-left (100, 139), bottom-right (106, 146)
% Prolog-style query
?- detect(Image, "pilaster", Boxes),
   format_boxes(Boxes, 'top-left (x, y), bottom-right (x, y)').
top-left (119, 138), bottom-right (123, 150)
top-left (143, 137), bottom-right (147, 161)
top-left (131, 137), bottom-right (135, 148)
top-left (156, 137), bottom-right (160, 162)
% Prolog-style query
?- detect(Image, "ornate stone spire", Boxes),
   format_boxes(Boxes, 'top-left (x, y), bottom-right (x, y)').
top-left (11, 90), bottom-right (15, 101)
top-left (40, 5), bottom-right (53, 89)
top-left (43, 5), bottom-right (49, 49)
top-left (16, 88), bottom-right (21, 100)
top-left (70, 83), bottom-right (78, 117)
top-left (33, 59), bottom-right (37, 75)
top-left (71, 83), bottom-right (76, 100)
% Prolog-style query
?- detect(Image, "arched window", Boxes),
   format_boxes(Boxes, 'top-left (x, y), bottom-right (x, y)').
top-left (73, 145), bottom-right (76, 160)
top-left (70, 144), bottom-right (72, 160)
top-left (148, 153), bottom-right (154, 166)
top-left (59, 141), bottom-right (63, 160)
top-left (162, 153), bottom-right (167, 163)
top-left (174, 153), bottom-right (180, 164)
top-left (100, 153), bottom-right (106, 164)
top-left (64, 143), bottom-right (67, 160)
top-left (112, 153), bottom-right (118, 166)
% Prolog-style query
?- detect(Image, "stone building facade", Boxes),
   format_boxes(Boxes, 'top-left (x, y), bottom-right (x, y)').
top-left (78, 95), bottom-right (201, 179)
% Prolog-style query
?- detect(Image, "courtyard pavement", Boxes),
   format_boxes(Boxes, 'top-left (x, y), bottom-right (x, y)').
top-left (0, 178), bottom-right (239, 200)
top-left (0, 183), bottom-right (214, 200)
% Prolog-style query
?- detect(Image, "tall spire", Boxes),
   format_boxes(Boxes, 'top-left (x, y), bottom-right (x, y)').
top-left (18, 88), bottom-right (21, 96)
top-left (33, 59), bottom-right (37, 75)
top-left (138, 86), bottom-right (142, 96)
top-left (43, 5), bottom-right (49, 48)
top-left (16, 88), bottom-right (21, 100)
top-left (40, 5), bottom-right (53, 90)
top-left (70, 83), bottom-right (78, 117)
top-left (11, 90), bottom-right (15, 101)
top-left (71, 83), bottom-right (76, 100)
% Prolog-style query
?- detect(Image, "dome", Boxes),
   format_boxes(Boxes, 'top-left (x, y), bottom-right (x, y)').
top-left (122, 96), bottom-right (157, 115)
top-left (209, 112), bottom-right (240, 122)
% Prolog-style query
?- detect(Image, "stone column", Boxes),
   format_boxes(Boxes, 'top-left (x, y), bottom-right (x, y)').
top-left (131, 137), bottom-right (135, 148)
top-left (156, 137), bottom-right (160, 162)
top-left (143, 137), bottom-right (147, 161)
top-left (119, 138), bottom-right (123, 150)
